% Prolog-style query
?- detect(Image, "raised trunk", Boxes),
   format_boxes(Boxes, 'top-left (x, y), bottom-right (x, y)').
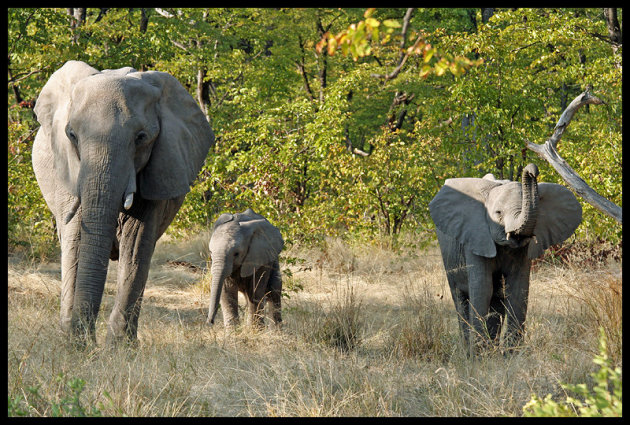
top-left (207, 260), bottom-right (229, 324)
top-left (512, 163), bottom-right (539, 236)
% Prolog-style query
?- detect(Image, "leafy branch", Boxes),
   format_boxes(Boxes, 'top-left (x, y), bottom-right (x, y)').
top-left (315, 8), bottom-right (482, 80)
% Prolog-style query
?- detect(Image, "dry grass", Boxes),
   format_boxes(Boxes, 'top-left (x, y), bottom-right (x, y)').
top-left (8, 235), bottom-right (622, 416)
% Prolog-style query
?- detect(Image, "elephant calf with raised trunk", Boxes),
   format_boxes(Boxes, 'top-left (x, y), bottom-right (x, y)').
top-left (429, 164), bottom-right (582, 355)
top-left (207, 209), bottom-right (284, 329)
top-left (32, 61), bottom-right (214, 346)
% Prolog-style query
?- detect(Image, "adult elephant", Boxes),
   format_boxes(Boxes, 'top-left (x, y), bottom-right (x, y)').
top-left (207, 209), bottom-right (284, 329)
top-left (429, 164), bottom-right (582, 355)
top-left (32, 61), bottom-right (214, 346)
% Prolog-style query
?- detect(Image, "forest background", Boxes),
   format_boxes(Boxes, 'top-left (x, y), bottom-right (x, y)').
top-left (8, 7), bottom-right (622, 260)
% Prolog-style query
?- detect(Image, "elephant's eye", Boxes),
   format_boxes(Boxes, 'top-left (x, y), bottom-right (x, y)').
top-left (134, 131), bottom-right (149, 146)
top-left (65, 125), bottom-right (78, 145)
top-left (234, 252), bottom-right (239, 257)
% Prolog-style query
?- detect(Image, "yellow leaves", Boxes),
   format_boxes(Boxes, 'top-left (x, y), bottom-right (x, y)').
top-left (316, 9), bottom-right (482, 79)
top-left (316, 12), bottom-right (383, 61)
top-left (382, 19), bottom-right (401, 30)
top-left (365, 17), bottom-right (379, 28)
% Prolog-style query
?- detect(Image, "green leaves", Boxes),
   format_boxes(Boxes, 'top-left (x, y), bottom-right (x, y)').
top-left (7, 8), bottom-right (623, 254)
top-left (523, 328), bottom-right (622, 417)
top-left (317, 8), bottom-right (481, 79)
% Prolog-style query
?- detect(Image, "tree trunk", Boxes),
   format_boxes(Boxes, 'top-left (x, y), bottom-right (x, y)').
top-left (481, 8), bottom-right (494, 23)
top-left (67, 8), bottom-right (86, 45)
top-left (316, 17), bottom-right (328, 103)
top-left (604, 8), bottom-right (622, 56)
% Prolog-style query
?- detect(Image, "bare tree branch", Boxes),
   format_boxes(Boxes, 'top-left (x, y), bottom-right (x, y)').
top-left (526, 88), bottom-right (621, 223)
top-left (371, 8), bottom-right (416, 82)
top-left (296, 35), bottom-right (315, 102)
top-left (154, 8), bottom-right (176, 18)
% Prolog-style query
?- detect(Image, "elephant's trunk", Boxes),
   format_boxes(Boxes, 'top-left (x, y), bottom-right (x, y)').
top-left (511, 163), bottom-right (539, 237)
top-left (207, 258), bottom-right (231, 325)
top-left (71, 140), bottom-right (129, 342)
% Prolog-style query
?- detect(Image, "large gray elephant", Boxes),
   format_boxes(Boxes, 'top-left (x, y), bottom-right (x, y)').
top-left (32, 61), bottom-right (214, 345)
top-left (207, 209), bottom-right (284, 329)
top-left (429, 163), bottom-right (582, 355)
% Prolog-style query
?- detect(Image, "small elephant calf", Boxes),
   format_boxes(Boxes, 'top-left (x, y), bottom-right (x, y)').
top-left (207, 208), bottom-right (284, 329)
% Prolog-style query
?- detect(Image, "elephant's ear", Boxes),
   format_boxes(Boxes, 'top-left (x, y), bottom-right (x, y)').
top-left (33, 61), bottom-right (100, 197)
top-left (212, 213), bottom-right (234, 231)
top-left (239, 219), bottom-right (284, 278)
top-left (237, 208), bottom-right (264, 221)
top-left (429, 178), bottom-right (502, 258)
top-left (528, 183), bottom-right (582, 259)
top-left (132, 71), bottom-right (215, 200)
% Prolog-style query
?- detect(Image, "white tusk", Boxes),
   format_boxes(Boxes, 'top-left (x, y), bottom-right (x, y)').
top-left (124, 192), bottom-right (134, 210)
top-left (506, 233), bottom-right (511, 240)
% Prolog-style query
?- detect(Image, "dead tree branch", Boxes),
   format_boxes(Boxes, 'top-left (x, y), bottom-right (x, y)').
top-left (526, 88), bottom-right (621, 223)
top-left (370, 8), bottom-right (416, 81)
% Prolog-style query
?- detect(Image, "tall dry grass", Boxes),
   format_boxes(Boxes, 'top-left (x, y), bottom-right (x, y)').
top-left (8, 234), bottom-right (621, 416)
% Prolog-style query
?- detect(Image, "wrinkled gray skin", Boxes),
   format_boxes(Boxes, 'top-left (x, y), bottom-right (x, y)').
top-left (429, 164), bottom-right (582, 355)
top-left (31, 61), bottom-right (214, 346)
top-left (207, 209), bottom-right (284, 329)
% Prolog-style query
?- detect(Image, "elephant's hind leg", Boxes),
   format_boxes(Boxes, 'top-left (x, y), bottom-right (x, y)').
top-left (246, 269), bottom-right (271, 328)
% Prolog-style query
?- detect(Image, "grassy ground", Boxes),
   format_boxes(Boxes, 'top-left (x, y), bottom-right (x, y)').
top-left (7, 234), bottom-right (622, 416)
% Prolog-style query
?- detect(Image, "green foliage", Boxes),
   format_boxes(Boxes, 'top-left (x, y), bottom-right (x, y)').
top-left (8, 117), bottom-right (58, 260)
top-left (523, 328), bottom-right (622, 417)
top-left (8, 8), bottom-right (622, 259)
top-left (8, 373), bottom-right (115, 417)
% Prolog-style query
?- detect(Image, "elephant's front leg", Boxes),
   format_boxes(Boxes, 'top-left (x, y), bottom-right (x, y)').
top-left (106, 199), bottom-right (173, 344)
top-left (486, 271), bottom-right (507, 342)
top-left (449, 286), bottom-right (471, 351)
top-left (502, 256), bottom-right (532, 350)
top-left (465, 250), bottom-right (494, 354)
top-left (267, 262), bottom-right (283, 328)
top-left (56, 191), bottom-right (81, 337)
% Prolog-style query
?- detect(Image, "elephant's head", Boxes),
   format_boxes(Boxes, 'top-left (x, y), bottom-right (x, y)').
top-left (207, 209), bottom-right (284, 325)
top-left (429, 163), bottom-right (582, 259)
top-left (34, 61), bottom-right (214, 336)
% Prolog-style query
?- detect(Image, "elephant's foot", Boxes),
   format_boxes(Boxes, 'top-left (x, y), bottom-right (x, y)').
top-left (105, 331), bottom-right (138, 348)
top-left (68, 313), bottom-right (98, 349)
top-left (106, 315), bottom-right (139, 347)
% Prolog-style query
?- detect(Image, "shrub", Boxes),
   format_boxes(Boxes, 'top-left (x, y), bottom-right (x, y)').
top-left (8, 373), bottom-right (114, 417)
top-left (8, 118), bottom-right (59, 261)
top-left (523, 328), bottom-right (622, 417)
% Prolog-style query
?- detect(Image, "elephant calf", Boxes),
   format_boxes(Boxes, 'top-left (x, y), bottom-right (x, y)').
top-left (429, 164), bottom-right (582, 355)
top-left (207, 209), bottom-right (284, 329)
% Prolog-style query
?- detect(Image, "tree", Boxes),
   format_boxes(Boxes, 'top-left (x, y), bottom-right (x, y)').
top-left (7, 8), bottom-right (623, 257)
